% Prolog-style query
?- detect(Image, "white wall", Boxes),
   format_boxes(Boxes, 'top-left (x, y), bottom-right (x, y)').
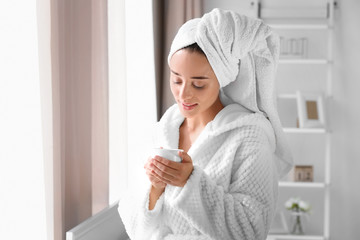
top-left (331, 0), bottom-right (360, 238)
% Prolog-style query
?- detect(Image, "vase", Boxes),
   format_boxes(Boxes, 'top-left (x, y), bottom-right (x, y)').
top-left (290, 212), bottom-right (305, 235)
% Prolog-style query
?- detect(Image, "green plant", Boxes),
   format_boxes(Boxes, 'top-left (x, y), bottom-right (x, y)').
top-left (285, 197), bottom-right (311, 213)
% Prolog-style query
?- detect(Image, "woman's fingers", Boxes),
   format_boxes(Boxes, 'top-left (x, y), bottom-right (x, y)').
top-left (144, 156), bottom-right (167, 186)
top-left (149, 161), bottom-right (176, 182)
top-left (151, 154), bottom-right (193, 187)
top-left (179, 151), bottom-right (193, 163)
top-left (152, 157), bottom-right (179, 175)
top-left (153, 155), bottom-right (180, 170)
top-left (145, 152), bottom-right (194, 187)
top-left (144, 156), bottom-right (153, 169)
top-left (145, 157), bottom-right (176, 184)
top-left (145, 165), bottom-right (167, 189)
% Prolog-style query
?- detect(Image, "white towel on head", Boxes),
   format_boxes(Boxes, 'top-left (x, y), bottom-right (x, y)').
top-left (168, 8), bottom-right (293, 178)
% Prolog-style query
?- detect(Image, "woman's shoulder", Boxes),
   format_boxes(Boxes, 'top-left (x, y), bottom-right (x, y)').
top-left (211, 104), bottom-right (269, 130)
top-left (210, 104), bottom-right (276, 146)
top-left (214, 103), bottom-right (253, 123)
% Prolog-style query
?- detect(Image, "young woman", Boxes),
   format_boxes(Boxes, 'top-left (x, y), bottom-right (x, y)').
top-left (119, 8), bottom-right (293, 240)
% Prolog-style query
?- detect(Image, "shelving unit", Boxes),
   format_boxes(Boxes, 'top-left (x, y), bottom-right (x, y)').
top-left (268, 235), bottom-right (325, 240)
top-left (279, 181), bottom-right (327, 188)
top-left (257, 0), bottom-right (335, 239)
top-left (269, 24), bottom-right (329, 29)
top-left (283, 128), bottom-right (327, 134)
top-left (279, 59), bottom-right (330, 64)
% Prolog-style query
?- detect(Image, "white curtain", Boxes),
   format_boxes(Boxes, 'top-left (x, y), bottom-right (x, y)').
top-left (38, 0), bottom-right (109, 239)
top-left (108, 0), bottom-right (158, 203)
top-left (0, 1), bottom-right (47, 239)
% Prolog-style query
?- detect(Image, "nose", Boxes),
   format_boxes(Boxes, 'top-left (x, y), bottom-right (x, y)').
top-left (179, 82), bottom-right (193, 100)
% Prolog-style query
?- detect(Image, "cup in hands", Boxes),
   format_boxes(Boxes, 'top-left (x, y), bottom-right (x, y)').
top-left (152, 148), bottom-right (184, 163)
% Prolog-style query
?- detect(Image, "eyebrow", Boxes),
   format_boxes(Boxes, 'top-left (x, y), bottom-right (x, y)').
top-left (171, 69), bottom-right (209, 80)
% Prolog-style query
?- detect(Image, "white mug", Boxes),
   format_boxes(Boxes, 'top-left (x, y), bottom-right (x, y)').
top-left (152, 148), bottom-right (183, 163)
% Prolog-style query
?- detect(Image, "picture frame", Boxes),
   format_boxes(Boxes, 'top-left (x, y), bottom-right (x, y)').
top-left (280, 37), bottom-right (308, 59)
top-left (293, 165), bottom-right (314, 182)
top-left (296, 91), bottom-right (326, 128)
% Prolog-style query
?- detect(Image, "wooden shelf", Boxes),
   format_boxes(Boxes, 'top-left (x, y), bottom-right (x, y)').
top-left (279, 59), bottom-right (331, 64)
top-left (264, 18), bottom-right (330, 30)
top-left (267, 234), bottom-right (325, 240)
top-left (278, 93), bottom-right (333, 99)
top-left (279, 181), bottom-right (326, 188)
top-left (283, 128), bottom-right (327, 134)
top-left (277, 94), bottom-right (296, 99)
top-left (269, 24), bottom-right (330, 30)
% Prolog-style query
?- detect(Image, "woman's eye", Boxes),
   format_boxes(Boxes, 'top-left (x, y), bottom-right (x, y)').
top-left (193, 84), bottom-right (205, 89)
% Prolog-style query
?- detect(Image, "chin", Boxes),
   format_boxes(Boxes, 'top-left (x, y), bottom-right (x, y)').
top-left (177, 103), bottom-right (199, 118)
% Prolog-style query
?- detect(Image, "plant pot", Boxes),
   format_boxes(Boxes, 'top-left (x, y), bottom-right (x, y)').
top-left (290, 212), bottom-right (306, 235)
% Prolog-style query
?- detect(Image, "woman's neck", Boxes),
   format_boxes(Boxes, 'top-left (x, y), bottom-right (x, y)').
top-left (179, 99), bottom-right (224, 152)
top-left (184, 98), bottom-right (224, 132)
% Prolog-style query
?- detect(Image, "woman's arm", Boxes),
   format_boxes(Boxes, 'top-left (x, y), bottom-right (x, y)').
top-left (151, 130), bottom-right (278, 240)
top-left (149, 186), bottom-right (165, 210)
top-left (118, 156), bottom-right (168, 239)
top-left (169, 140), bottom-right (277, 240)
top-left (118, 183), bottom-right (166, 240)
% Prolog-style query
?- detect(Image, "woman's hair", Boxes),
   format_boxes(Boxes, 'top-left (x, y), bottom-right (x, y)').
top-left (182, 43), bottom-right (205, 56)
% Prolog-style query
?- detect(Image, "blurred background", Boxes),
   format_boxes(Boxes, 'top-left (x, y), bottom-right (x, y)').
top-left (0, 0), bottom-right (359, 239)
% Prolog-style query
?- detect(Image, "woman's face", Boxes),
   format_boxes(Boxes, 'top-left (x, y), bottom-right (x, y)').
top-left (169, 49), bottom-right (221, 119)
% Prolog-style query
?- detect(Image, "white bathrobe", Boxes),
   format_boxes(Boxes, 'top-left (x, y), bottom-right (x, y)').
top-left (118, 103), bottom-right (279, 240)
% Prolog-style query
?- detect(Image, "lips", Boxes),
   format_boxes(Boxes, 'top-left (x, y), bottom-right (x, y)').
top-left (181, 102), bottom-right (198, 110)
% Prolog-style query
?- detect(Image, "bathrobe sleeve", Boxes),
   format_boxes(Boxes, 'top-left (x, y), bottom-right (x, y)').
top-left (118, 184), bottom-right (166, 240)
top-left (166, 130), bottom-right (278, 240)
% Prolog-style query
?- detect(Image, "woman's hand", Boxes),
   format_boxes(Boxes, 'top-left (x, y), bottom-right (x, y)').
top-left (144, 157), bottom-right (166, 190)
top-left (147, 151), bottom-right (194, 187)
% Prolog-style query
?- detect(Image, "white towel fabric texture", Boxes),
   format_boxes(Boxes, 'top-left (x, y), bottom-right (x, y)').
top-left (118, 104), bottom-right (279, 240)
top-left (168, 8), bottom-right (292, 178)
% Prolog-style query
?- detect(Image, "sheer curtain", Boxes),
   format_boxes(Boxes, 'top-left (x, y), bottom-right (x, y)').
top-left (0, 1), bottom-right (46, 239)
top-left (154, 0), bottom-right (203, 116)
top-left (108, 0), bottom-right (157, 203)
top-left (38, 0), bottom-right (109, 239)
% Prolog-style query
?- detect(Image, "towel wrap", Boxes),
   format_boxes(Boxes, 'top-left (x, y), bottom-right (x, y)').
top-left (168, 8), bottom-right (293, 178)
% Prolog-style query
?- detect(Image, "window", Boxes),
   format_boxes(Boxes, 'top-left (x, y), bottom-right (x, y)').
top-left (0, 2), bottom-right (46, 239)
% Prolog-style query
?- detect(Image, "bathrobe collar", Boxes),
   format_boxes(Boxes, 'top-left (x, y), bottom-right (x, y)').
top-left (155, 103), bottom-right (276, 156)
